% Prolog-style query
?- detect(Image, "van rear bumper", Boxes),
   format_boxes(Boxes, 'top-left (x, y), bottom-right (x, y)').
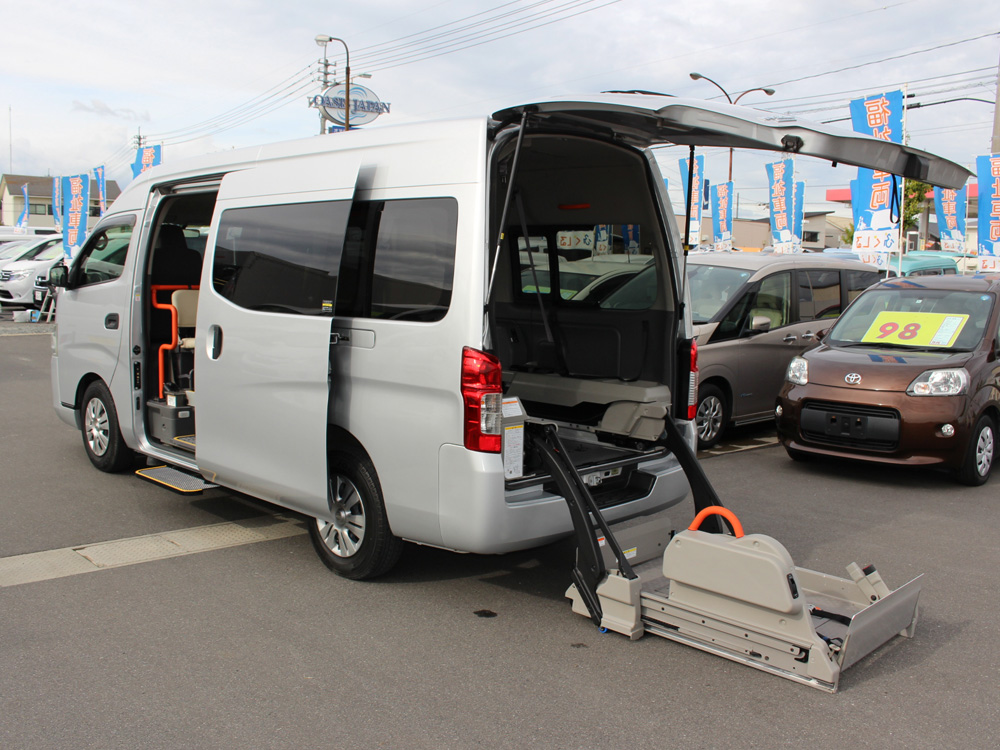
top-left (436, 430), bottom-right (692, 555)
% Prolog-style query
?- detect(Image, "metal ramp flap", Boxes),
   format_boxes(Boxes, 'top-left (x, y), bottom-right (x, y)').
top-left (525, 419), bottom-right (923, 693)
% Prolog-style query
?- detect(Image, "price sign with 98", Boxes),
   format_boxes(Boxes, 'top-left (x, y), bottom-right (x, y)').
top-left (861, 311), bottom-right (969, 348)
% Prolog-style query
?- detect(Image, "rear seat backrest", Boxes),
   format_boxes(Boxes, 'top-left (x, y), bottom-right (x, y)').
top-left (171, 289), bottom-right (199, 348)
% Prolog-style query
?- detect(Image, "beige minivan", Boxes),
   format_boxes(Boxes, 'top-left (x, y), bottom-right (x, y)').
top-left (688, 252), bottom-right (880, 448)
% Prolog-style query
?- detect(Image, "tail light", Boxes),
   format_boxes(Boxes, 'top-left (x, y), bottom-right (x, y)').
top-left (461, 347), bottom-right (503, 453)
top-left (687, 338), bottom-right (699, 420)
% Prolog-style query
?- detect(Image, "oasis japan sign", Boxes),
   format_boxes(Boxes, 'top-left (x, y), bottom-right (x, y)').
top-left (310, 84), bottom-right (390, 127)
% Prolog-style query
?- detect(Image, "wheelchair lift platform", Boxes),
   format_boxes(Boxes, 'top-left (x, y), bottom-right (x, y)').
top-left (526, 419), bottom-right (922, 693)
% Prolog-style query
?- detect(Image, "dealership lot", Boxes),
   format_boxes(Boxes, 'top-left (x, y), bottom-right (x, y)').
top-left (2, 328), bottom-right (998, 749)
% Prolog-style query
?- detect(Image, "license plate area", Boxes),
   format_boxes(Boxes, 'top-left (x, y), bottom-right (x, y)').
top-left (825, 413), bottom-right (867, 439)
top-left (800, 401), bottom-right (900, 450)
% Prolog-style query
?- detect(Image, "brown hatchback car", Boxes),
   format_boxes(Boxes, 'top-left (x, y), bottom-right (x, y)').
top-left (776, 275), bottom-right (1000, 485)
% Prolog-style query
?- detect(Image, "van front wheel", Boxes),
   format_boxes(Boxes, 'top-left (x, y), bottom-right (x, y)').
top-left (309, 453), bottom-right (403, 580)
top-left (81, 380), bottom-right (133, 473)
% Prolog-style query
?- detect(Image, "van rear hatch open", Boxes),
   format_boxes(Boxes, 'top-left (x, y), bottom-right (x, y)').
top-left (493, 94), bottom-right (971, 189)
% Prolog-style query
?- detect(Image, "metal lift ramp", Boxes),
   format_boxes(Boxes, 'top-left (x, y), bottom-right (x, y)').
top-left (526, 419), bottom-right (923, 693)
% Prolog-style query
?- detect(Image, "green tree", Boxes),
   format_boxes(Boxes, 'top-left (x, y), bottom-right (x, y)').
top-left (903, 179), bottom-right (931, 232)
top-left (841, 222), bottom-right (854, 246)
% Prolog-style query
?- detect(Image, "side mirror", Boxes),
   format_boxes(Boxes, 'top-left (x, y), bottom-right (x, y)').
top-left (816, 328), bottom-right (829, 341)
top-left (48, 264), bottom-right (68, 288)
top-left (750, 314), bottom-right (772, 333)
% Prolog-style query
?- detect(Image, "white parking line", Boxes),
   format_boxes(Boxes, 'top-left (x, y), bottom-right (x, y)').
top-left (0, 516), bottom-right (307, 588)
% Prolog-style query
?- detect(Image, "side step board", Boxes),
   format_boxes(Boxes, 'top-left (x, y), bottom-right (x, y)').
top-left (524, 420), bottom-right (923, 693)
top-left (136, 465), bottom-right (218, 494)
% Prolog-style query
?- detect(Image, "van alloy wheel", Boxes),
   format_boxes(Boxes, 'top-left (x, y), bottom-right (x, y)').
top-left (85, 397), bottom-right (111, 457)
top-left (308, 451), bottom-right (404, 580)
top-left (316, 475), bottom-right (367, 557)
top-left (79, 380), bottom-right (134, 473)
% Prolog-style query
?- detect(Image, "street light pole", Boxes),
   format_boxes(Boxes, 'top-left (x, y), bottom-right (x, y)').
top-left (316, 34), bottom-right (352, 132)
top-left (689, 73), bottom-right (775, 181)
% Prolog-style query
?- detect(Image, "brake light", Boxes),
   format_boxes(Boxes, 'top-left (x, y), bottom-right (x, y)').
top-left (461, 347), bottom-right (503, 453)
top-left (687, 338), bottom-right (699, 421)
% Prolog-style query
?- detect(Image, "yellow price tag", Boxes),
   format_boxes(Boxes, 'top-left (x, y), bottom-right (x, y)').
top-left (861, 311), bottom-right (969, 348)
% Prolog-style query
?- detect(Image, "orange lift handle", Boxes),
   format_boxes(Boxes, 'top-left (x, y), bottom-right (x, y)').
top-left (688, 506), bottom-right (745, 538)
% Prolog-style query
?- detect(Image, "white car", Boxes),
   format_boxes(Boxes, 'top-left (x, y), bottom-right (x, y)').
top-left (0, 235), bottom-right (65, 307)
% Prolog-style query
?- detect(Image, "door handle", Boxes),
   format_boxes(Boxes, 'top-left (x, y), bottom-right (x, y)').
top-left (208, 325), bottom-right (223, 360)
top-left (801, 331), bottom-right (815, 340)
top-left (783, 334), bottom-right (798, 343)
top-left (104, 313), bottom-right (119, 330)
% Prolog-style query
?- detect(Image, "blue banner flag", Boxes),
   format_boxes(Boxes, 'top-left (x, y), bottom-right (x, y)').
top-left (710, 181), bottom-right (734, 251)
top-left (17, 183), bottom-right (29, 229)
top-left (679, 154), bottom-right (704, 243)
top-left (93, 165), bottom-right (107, 216)
top-left (849, 91), bottom-right (904, 253)
top-left (52, 178), bottom-right (62, 227)
top-left (976, 154), bottom-right (1000, 272)
top-left (621, 224), bottom-right (641, 254)
top-left (933, 185), bottom-right (967, 253)
top-left (131, 144), bottom-right (162, 178)
top-left (793, 181), bottom-right (805, 249)
top-left (61, 174), bottom-right (90, 257)
top-left (766, 159), bottom-right (795, 252)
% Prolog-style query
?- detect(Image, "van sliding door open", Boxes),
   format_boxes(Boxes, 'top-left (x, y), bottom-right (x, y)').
top-left (194, 161), bottom-right (360, 517)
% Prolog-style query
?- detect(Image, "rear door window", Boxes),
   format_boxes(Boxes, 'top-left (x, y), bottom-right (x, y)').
top-left (798, 269), bottom-right (842, 321)
top-left (844, 269), bottom-right (879, 305)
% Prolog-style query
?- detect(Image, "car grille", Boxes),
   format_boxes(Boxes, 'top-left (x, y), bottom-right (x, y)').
top-left (800, 400), bottom-right (900, 451)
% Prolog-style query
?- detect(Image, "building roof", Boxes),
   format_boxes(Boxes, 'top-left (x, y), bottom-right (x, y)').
top-left (0, 173), bottom-right (121, 201)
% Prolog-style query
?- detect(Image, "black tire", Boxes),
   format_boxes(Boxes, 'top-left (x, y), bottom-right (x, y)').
top-left (695, 384), bottom-right (729, 450)
top-left (308, 451), bottom-right (403, 580)
top-left (80, 380), bottom-right (134, 473)
top-left (957, 414), bottom-right (995, 486)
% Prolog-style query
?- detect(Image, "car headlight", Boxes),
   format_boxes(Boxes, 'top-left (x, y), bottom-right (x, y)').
top-left (8, 270), bottom-right (31, 281)
top-left (787, 356), bottom-right (808, 385)
top-left (907, 368), bottom-right (969, 396)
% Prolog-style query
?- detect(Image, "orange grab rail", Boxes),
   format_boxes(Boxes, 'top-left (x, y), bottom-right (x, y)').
top-left (150, 284), bottom-right (199, 400)
top-left (688, 506), bottom-right (744, 538)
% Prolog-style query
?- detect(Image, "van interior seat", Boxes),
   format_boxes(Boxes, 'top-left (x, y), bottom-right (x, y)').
top-left (171, 289), bottom-right (199, 349)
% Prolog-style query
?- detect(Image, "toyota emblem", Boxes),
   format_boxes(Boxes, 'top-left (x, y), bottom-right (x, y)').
top-left (845, 372), bottom-right (862, 385)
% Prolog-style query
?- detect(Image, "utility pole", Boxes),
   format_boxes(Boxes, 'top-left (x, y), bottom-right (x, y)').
top-left (133, 128), bottom-right (146, 150)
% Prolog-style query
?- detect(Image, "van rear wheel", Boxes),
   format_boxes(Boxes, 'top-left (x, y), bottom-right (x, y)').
top-left (81, 380), bottom-right (134, 473)
top-left (309, 452), bottom-right (403, 580)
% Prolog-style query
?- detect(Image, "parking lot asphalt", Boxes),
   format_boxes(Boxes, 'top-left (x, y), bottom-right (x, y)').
top-left (2, 328), bottom-right (998, 749)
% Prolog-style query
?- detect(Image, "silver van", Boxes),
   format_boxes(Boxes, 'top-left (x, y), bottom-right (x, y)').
top-left (688, 252), bottom-right (880, 448)
top-left (49, 94), bottom-right (968, 578)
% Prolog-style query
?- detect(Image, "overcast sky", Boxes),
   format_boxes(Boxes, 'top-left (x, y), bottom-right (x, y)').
top-left (1, 0), bottom-right (997, 218)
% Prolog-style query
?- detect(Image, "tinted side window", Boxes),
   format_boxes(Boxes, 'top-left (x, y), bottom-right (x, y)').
top-left (213, 201), bottom-right (350, 315)
top-left (340, 198), bottom-right (458, 322)
top-left (844, 269), bottom-right (879, 305)
top-left (371, 199), bottom-right (457, 321)
top-left (73, 220), bottom-right (136, 287)
top-left (749, 272), bottom-right (791, 328)
top-left (799, 269), bottom-right (842, 321)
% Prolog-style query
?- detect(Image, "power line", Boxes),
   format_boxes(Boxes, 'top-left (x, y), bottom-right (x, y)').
top-left (763, 31), bottom-right (1000, 88)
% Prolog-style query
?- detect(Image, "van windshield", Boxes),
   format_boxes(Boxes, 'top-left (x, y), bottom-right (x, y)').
top-left (686, 263), bottom-right (753, 323)
top-left (828, 287), bottom-right (995, 351)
